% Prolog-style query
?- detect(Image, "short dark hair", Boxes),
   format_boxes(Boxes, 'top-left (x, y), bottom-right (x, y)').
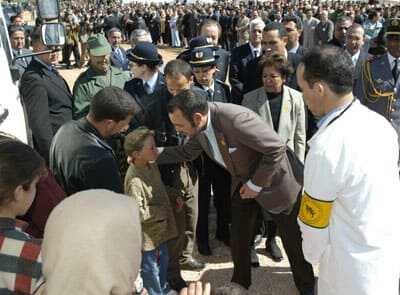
top-left (264, 22), bottom-right (288, 38)
top-left (167, 89), bottom-right (209, 126)
top-left (165, 59), bottom-right (193, 80)
top-left (89, 87), bottom-right (141, 122)
top-left (8, 25), bottom-right (25, 36)
top-left (124, 127), bottom-right (154, 156)
top-left (107, 27), bottom-right (122, 37)
top-left (0, 137), bottom-right (46, 207)
top-left (300, 46), bottom-right (354, 95)
top-left (259, 53), bottom-right (293, 79)
top-left (282, 16), bottom-right (303, 31)
top-left (336, 16), bottom-right (352, 26)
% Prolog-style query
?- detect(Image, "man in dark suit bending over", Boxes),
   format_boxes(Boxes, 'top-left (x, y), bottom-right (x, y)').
top-left (157, 90), bottom-right (315, 294)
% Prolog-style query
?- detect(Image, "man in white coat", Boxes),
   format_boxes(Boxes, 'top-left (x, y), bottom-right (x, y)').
top-left (297, 45), bottom-right (400, 295)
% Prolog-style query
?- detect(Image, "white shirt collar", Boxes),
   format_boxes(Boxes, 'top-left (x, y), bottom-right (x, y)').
top-left (202, 79), bottom-right (215, 93)
top-left (249, 42), bottom-right (261, 57)
top-left (351, 50), bottom-right (361, 65)
top-left (143, 71), bottom-right (159, 93)
top-left (288, 44), bottom-right (299, 54)
top-left (205, 109), bottom-right (212, 132)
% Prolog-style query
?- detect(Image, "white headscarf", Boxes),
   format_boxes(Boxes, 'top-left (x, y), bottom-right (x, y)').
top-left (39, 189), bottom-right (142, 295)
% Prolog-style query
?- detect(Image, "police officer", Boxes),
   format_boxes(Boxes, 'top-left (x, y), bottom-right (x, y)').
top-left (72, 34), bottom-right (130, 119)
top-left (189, 47), bottom-right (232, 256)
top-left (123, 42), bottom-right (174, 168)
top-left (354, 18), bottom-right (400, 150)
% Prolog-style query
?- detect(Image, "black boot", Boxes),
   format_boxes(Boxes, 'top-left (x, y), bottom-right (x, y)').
top-left (265, 238), bottom-right (283, 262)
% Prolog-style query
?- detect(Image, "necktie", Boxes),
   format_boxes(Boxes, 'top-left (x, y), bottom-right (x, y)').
top-left (144, 82), bottom-right (151, 95)
top-left (253, 49), bottom-right (259, 58)
top-left (392, 59), bottom-right (399, 83)
top-left (206, 88), bottom-right (213, 101)
top-left (116, 48), bottom-right (124, 63)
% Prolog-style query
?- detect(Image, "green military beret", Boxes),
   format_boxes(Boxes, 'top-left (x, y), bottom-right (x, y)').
top-left (87, 33), bottom-right (112, 56)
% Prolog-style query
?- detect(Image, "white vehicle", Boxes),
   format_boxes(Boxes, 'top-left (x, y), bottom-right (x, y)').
top-left (0, 7), bottom-right (29, 143)
top-left (0, 0), bottom-right (64, 143)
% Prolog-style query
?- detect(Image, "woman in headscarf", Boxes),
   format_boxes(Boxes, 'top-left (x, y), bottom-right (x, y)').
top-left (35, 189), bottom-right (143, 295)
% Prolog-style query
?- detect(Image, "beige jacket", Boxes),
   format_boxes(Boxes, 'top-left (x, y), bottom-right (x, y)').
top-left (242, 85), bottom-right (306, 162)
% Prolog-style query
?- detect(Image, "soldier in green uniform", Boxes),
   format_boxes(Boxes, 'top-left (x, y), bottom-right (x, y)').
top-left (72, 34), bottom-right (130, 119)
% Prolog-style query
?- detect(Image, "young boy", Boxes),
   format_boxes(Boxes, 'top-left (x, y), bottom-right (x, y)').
top-left (0, 137), bottom-right (46, 294)
top-left (124, 127), bottom-right (179, 295)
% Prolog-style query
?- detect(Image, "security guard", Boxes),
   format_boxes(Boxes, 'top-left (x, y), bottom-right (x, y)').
top-left (73, 34), bottom-right (130, 119)
top-left (354, 18), bottom-right (400, 147)
top-left (189, 47), bottom-right (232, 256)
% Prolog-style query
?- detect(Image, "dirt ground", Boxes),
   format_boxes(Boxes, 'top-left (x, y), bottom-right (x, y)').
top-left (59, 46), bottom-right (314, 295)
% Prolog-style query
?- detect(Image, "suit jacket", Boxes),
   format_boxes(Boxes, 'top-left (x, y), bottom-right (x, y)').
top-left (124, 72), bottom-right (170, 136)
top-left (214, 48), bottom-right (230, 82)
top-left (20, 57), bottom-right (73, 163)
top-left (242, 86), bottom-right (306, 162)
top-left (229, 43), bottom-right (255, 104)
top-left (12, 48), bottom-right (32, 79)
top-left (194, 79), bottom-right (231, 103)
top-left (110, 46), bottom-right (129, 71)
top-left (293, 45), bottom-right (305, 56)
top-left (157, 102), bottom-right (302, 214)
top-left (353, 49), bottom-right (369, 81)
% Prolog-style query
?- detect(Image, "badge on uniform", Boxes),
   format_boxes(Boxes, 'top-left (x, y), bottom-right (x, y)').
top-left (195, 51), bottom-right (204, 59)
top-left (283, 102), bottom-right (290, 113)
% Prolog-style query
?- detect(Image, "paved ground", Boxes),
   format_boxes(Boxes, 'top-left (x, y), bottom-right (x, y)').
top-left (58, 46), bottom-right (314, 295)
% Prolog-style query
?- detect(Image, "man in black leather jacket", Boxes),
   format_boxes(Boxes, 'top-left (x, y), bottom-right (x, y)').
top-left (50, 87), bottom-right (140, 195)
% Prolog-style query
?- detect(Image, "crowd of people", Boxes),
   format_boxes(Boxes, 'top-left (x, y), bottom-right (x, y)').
top-left (1, 0), bottom-right (400, 294)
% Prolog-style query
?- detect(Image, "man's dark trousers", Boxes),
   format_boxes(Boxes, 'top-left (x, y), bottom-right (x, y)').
top-left (197, 154), bottom-right (231, 245)
top-left (230, 187), bottom-right (315, 292)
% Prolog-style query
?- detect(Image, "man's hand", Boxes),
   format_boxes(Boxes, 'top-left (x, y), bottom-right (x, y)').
top-left (239, 183), bottom-right (258, 199)
top-left (180, 282), bottom-right (211, 295)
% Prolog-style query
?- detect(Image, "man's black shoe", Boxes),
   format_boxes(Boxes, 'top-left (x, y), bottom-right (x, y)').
top-left (265, 238), bottom-right (283, 262)
top-left (197, 243), bottom-right (212, 256)
top-left (168, 276), bottom-right (187, 292)
top-left (180, 257), bottom-right (206, 270)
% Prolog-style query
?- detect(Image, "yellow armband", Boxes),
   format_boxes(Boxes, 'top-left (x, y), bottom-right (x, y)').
top-left (299, 192), bottom-right (333, 229)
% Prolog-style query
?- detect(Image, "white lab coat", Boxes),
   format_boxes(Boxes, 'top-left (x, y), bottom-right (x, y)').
top-left (298, 100), bottom-right (400, 295)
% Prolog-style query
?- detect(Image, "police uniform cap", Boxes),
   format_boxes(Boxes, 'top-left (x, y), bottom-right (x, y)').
top-left (189, 47), bottom-right (219, 68)
top-left (126, 41), bottom-right (162, 65)
top-left (87, 34), bottom-right (112, 57)
top-left (178, 36), bottom-right (219, 62)
top-left (386, 18), bottom-right (400, 36)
